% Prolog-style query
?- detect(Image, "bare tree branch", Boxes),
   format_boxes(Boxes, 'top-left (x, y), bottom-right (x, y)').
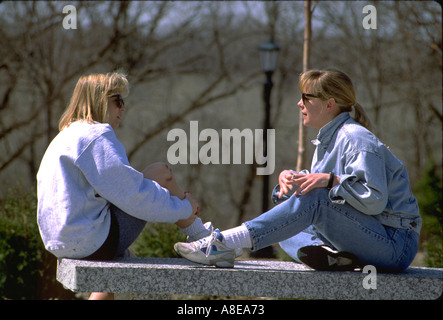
top-left (127, 70), bottom-right (260, 160)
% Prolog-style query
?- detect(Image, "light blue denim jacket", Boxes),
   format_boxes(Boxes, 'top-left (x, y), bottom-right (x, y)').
top-left (309, 112), bottom-right (421, 235)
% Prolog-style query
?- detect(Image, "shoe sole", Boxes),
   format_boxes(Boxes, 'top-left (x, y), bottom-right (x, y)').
top-left (297, 245), bottom-right (360, 271)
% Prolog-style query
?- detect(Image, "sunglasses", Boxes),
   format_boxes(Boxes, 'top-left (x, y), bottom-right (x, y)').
top-left (109, 94), bottom-right (125, 109)
top-left (301, 93), bottom-right (319, 104)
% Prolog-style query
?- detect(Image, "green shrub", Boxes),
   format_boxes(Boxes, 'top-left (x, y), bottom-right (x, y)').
top-left (0, 187), bottom-right (75, 300)
top-left (414, 163), bottom-right (442, 268)
top-left (130, 222), bottom-right (187, 258)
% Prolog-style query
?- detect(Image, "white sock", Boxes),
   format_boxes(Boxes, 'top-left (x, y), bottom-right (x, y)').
top-left (180, 217), bottom-right (207, 237)
top-left (221, 224), bottom-right (252, 249)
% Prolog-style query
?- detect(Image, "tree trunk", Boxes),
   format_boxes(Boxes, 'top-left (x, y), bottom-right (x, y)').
top-left (296, 0), bottom-right (311, 172)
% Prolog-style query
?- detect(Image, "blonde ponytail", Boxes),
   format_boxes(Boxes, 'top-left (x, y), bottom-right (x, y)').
top-left (353, 103), bottom-right (373, 132)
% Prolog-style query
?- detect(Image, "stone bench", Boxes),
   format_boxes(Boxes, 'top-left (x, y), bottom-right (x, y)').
top-left (56, 257), bottom-right (442, 300)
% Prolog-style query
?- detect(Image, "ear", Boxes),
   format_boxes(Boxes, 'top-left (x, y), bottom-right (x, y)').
top-left (326, 98), bottom-right (337, 113)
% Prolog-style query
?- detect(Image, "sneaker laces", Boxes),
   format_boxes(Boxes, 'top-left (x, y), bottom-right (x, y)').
top-left (204, 229), bottom-right (219, 257)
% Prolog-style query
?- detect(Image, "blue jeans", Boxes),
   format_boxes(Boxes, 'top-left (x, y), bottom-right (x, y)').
top-left (244, 188), bottom-right (418, 271)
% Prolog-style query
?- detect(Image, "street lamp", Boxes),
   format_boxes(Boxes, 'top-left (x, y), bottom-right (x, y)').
top-left (258, 39), bottom-right (281, 73)
top-left (255, 39), bottom-right (280, 258)
top-left (252, 37), bottom-right (280, 257)
top-left (258, 38), bottom-right (280, 214)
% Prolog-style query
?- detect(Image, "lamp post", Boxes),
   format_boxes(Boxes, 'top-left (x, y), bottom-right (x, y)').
top-left (254, 38), bottom-right (280, 258)
top-left (258, 38), bottom-right (280, 214)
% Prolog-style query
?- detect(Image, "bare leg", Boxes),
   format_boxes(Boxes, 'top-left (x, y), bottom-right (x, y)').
top-left (142, 162), bottom-right (185, 199)
top-left (88, 292), bottom-right (114, 300)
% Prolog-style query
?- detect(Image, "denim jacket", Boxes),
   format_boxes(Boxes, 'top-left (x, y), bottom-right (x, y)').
top-left (309, 112), bottom-right (421, 235)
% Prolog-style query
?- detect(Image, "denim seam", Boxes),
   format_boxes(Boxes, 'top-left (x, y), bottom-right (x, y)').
top-left (243, 221), bottom-right (258, 251)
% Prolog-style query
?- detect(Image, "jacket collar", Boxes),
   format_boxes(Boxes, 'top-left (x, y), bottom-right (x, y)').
top-left (311, 112), bottom-right (350, 147)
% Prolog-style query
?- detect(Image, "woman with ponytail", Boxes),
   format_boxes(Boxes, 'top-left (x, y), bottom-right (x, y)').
top-left (175, 69), bottom-right (421, 273)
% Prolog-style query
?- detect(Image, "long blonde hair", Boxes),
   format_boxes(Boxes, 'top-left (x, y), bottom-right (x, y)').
top-left (298, 69), bottom-right (372, 131)
top-left (59, 72), bottom-right (129, 131)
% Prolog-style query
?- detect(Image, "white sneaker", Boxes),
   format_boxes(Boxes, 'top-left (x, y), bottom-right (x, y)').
top-left (186, 222), bottom-right (243, 258)
top-left (174, 229), bottom-right (235, 268)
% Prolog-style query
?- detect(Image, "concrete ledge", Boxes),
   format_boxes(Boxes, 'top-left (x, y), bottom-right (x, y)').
top-left (57, 257), bottom-right (443, 300)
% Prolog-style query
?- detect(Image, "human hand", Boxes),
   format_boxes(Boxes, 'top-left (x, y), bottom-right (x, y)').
top-left (176, 192), bottom-right (200, 228)
top-left (278, 170), bottom-right (298, 198)
top-left (291, 173), bottom-right (331, 196)
top-left (184, 191), bottom-right (200, 216)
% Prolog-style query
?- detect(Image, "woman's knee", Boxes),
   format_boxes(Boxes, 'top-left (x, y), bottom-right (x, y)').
top-left (142, 162), bottom-right (173, 184)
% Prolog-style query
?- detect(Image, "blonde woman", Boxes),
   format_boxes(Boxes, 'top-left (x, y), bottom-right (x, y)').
top-left (175, 69), bottom-right (421, 272)
top-left (37, 72), bottom-right (211, 299)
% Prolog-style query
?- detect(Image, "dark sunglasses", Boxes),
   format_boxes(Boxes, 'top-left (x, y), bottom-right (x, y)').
top-left (302, 93), bottom-right (319, 104)
top-left (109, 94), bottom-right (125, 109)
